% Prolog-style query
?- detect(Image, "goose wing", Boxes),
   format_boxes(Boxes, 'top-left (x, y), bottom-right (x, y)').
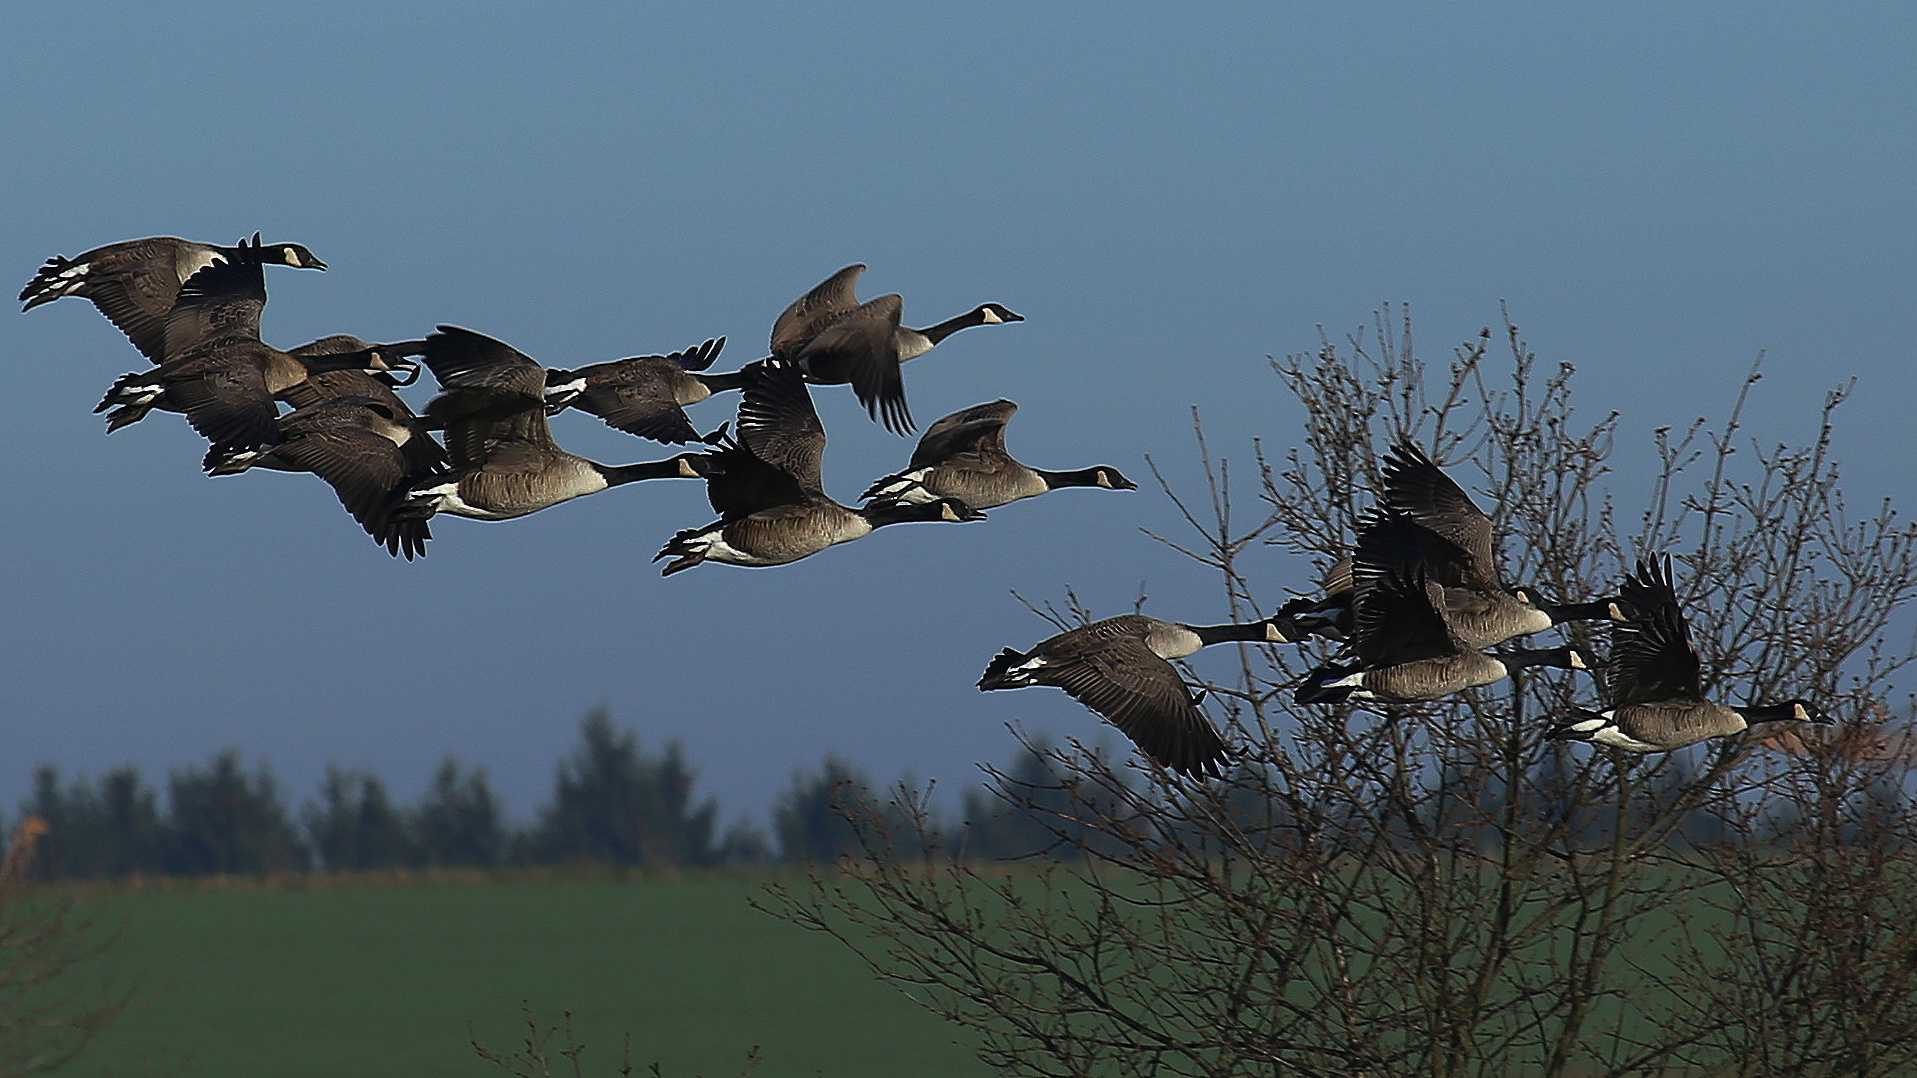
top-left (909, 399), bottom-right (1017, 469)
top-left (421, 325), bottom-right (548, 401)
top-left (161, 244), bottom-right (267, 365)
top-left (164, 348), bottom-right (282, 452)
top-left (1380, 440), bottom-right (1502, 588)
top-left (272, 398), bottom-right (433, 559)
top-left (1607, 556), bottom-right (1704, 706)
top-left (799, 293), bottom-right (912, 434)
top-left (422, 328), bottom-right (552, 467)
top-left (770, 264), bottom-right (865, 356)
top-left (659, 336), bottom-right (726, 372)
top-left (699, 441), bottom-right (807, 518)
top-left (22, 238), bottom-right (210, 362)
top-left (1040, 633), bottom-right (1228, 777)
top-left (1350, 513), bottom-right (1464, 668)
top-left (737, 360), bottom-right (827, 493)
top-left (575, 388), bottom-right (704, 444)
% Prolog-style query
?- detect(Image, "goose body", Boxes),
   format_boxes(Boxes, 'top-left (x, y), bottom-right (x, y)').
top-left (21, 233), bottom-right (324, 363)
top-left (402, 326), bottom-right (708, 521)
top-left (979, 614), bottom-right (1294, 777)
top-left (1550, 556), bottom-right (1832, 752)
top-left (655, 359), bottom-right (982, 574)
top-left (860, 399), bottom-right (1137, 510)
top-left (768, 264), bottom-right (1022, 435)
top-left (1295, 511), bottom-right (1592, 705)
top-left (543, 337), bottom-right (740, 444)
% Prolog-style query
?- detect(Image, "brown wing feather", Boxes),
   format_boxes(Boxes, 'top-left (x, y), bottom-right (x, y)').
top-left (1040, 635), bottom-right (1227, 776)
top-left (1380, 441), bottom-right (1501, 587)
top-left (909, 400), bottom-right (1016, 469)
top-left (770, 264), bottom-right (865, 356)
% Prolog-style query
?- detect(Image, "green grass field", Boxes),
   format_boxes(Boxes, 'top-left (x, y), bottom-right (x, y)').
top-left (49, 874), bottom-right (991, 1078)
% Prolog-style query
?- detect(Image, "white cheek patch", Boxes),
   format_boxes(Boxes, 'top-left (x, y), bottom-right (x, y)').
top-left (980, 308), bottom-right (1003, 324)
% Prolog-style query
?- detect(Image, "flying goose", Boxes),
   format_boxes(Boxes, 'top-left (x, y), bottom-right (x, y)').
top-left (978, 614), bottom-right (1297, 777)
top-left (206, 396), bottom-right (438, 559)
top-left (397, 326), bottom-right (712, 521)
top-left (768, 264), bottom-right (1023, 435)
top-left (98, 333), bottom-right (424, 434)
top-left (543, 336), bottom-right (741, 444)
top-left (132, 241), bottom-right (408, 460)
top-left (21, 233), bottom-right (325, 364)
top-left (1550, 556), bottom-right (1832, 751)
top-left (1295, 511), bottom-right (1593, 705)
top-left (859, 399), bottom-right (1138, 510)
top-left (1279, 440), bottom-right (1625, 645)
top-left (654, 359), bottom-right (983, 575)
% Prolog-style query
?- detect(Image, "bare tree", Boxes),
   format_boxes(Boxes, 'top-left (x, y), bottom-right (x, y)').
top-left (765, 308), bottom-right (1917, 1077)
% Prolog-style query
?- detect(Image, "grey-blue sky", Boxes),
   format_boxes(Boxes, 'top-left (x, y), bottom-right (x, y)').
top-left (3, 3), bottom-right (1911, 827)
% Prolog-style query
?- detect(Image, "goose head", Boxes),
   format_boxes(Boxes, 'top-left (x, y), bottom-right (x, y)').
top-left (266, 243), bottom-right (327, 271)
top-left (975, 303), bottom-right (1024, 325)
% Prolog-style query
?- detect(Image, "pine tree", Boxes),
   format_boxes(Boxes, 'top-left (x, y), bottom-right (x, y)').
top-left (528, 709), bottom-right (720, 866)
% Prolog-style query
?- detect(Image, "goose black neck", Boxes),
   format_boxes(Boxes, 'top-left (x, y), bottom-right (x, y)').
top-left (597, 456), bottom-right (700, 486)
top-left (1499, 645), bottom-right (1586, 671)
top-left (1036, 466), bottom-right (1110, 490)
top-left (301, 347), bottom-right (392, 374)
top-left (1190, 621), bottom-right (1279, 646)
top-left (691, 368), bottom-right (748, 394)
top-left (1540, 597), bottom-right (1630, 624)
top-left (914, 309), bottom-right (988, 346)
top-left (1737, 701), bottom-right (1813, 723)
top-left (862, 499), bottom-right (977, 527)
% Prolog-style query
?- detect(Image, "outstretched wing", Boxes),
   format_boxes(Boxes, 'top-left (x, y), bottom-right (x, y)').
top-left (1607, 555), bottom-right (1704, 706)
top-left (909, 399), bottom-right (1016, 469)
top-left (770, 264), bottom-right (865, 356)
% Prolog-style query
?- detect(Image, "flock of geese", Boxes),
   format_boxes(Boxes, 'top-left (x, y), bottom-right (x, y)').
top-left (975, 438), bottom-right (1832, 775)
top-left (23, 234), bottom-right (1832, 781)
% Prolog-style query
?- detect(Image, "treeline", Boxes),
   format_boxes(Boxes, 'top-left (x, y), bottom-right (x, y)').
top-left (6, 709), bottom-right (1074, 881)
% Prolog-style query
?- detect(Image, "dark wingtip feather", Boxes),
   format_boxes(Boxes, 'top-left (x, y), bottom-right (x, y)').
top-left (978, 648), bottom-right (1026, 691)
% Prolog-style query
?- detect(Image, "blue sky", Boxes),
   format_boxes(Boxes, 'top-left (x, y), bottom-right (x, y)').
top-left (3, 3), bottom-right (1911, 828)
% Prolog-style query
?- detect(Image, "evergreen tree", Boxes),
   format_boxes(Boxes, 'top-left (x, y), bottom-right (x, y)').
top-left (528, 709), bottom-right (720, 866)
top-left (773, 757), bottom-right (933, 863)
top-left (774, 757), bottom-right (867, 864)
top-left (413, 757), bottom-right (506, 868)
top-left (16, 766), bottom-right (166, 880)
top-left (164, 751), bottom-right (307, 875)
top-left (304, 767), bottom-right (413, 871)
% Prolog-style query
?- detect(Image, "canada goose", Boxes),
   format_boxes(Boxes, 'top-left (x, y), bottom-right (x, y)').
top-left (655, 359), bottom-right (983, 574)
top-left (1295, 512), bottom-right (1593, 705)
top-left (543, 336), bottom-right (741, 444)
top-left (979, 614), bottom-right (1296, 777)
top-left (398, 326), bottom-right (711, 521)
top-left (20, 233), bottom-right (325, 363)
top-left (768, 264), bottom-right (1023, 435)
top-left (132, 241), bottom-right (407, 458)
top-left (1550, 556), bottom-right (1833, 751)
top-left (206, 396), bottom-right (437, 559)
top-left (98, 333), bottom-right (424, 434)
top-left (1279, 440), bottom-right (1625, 646)
top-left (859, 399), bottom-right (1138, 510)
